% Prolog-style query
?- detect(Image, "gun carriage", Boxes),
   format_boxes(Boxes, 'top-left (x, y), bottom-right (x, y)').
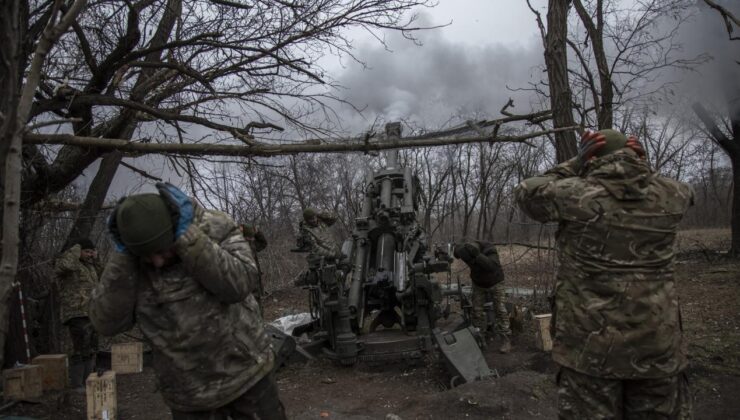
top-left (293, 123), bottom-right (493, 384)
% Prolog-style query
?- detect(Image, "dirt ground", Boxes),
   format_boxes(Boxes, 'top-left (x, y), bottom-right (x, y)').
top-left (5, 229), bottom-right (740, 419)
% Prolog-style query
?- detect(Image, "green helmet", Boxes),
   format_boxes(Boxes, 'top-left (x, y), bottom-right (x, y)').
top-left (303, 207), bottom-right (318, 221)
top-left (241, 224), bottom-right (256, 239)
top-left (595, 129), bottom-right (628, 157)
top-left (116, 194), bottom-right (174, 256)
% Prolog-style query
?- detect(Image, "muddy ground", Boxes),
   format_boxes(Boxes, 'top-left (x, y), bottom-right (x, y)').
top-left (5, 230), bottom-right (740, 419)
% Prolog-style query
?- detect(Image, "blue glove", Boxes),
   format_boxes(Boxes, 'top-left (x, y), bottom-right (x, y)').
top-left (108, 198), bottom-right (128, 252)
top-left (156, 182), bottom-right (194, 239)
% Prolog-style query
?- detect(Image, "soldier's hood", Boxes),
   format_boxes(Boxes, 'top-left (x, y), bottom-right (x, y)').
top-left (585, 149), bottom-right (653, 200)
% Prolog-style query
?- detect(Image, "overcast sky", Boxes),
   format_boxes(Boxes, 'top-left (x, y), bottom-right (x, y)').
top-left (327, 0), bottom-right (547, 132)
top-left (94, 0), bottom-right (740, 197)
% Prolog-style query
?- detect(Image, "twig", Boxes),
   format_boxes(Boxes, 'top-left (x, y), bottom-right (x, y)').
top-left (26, 117), bottom-right (83, 131)
top-left (120, 161), bottom-right (163, 181)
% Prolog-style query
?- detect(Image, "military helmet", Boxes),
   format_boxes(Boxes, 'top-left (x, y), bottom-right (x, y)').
top-left (595, 129), bottom-right (628, 157)
top-left (116, 194), bottom-right (174, 256)
top-left (75, 238), bottom-right (95, 250)
top-left (303, 207), bottom-right (318, 221)
top-left (241, 224), bottom-right (256, 239)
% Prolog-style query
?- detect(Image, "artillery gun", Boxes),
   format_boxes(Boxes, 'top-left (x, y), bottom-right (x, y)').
top-left (294, 123), bottom-right (493, 384)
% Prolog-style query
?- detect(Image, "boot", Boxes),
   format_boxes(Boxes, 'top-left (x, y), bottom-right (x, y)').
top-left (498, 335), bottom-right (512, 354)
top-left (474, 327), bottom-right (487, 350)
top-left (69, 360), bottom-right (86, 390)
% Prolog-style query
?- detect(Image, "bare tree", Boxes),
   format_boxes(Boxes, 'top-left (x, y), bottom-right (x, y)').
top-left (693, 95), bottom-right (740, 257)
top-left (703, 0), bottom-right (740, 41)
top-left (568, 0), bottom-right (706, 129)
top-left (1, 0), bottom-right (86, 368)
top-left (527, 0), bottom-right (579, 162)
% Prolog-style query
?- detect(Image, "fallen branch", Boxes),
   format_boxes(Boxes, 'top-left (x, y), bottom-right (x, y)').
top-left (24, 126), bottom-right (579, 158)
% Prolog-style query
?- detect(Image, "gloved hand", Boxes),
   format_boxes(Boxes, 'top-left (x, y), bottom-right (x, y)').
top-left (626, 135), bottom-right (646, 159)
top-left (108, 198), bottom-right (127, 253)
top-left (577, 130), bottom-right (606, 169)
top-left (156, 182), bottom-right (194, 239)
top-left (453, 242), bottom-right (480, 263)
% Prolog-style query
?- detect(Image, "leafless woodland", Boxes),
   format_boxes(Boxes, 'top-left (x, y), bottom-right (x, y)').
top-left (1, 0), bottom-right (739, 376)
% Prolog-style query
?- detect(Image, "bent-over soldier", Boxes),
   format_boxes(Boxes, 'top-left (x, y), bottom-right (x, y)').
top-left (454, 240), bottom-right (511, 353)
top-left (90, 183), bottom-right (285, 419)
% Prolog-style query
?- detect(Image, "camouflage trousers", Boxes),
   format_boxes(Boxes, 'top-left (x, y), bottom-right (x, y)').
top-left (65, 316), bottom-right (98, 362)
top-left (171, 373), bottom-right (286, 420)
top-left (557, 367), bottom-right (693, 420)
top-left (471, 283), bottom-right (510, 337)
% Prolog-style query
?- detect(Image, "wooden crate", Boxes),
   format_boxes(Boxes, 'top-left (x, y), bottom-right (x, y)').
top-left (533, 313), bottom-right (553, 352)
top-left (86, 371), bottom-right (117, 420)
top-left (2, 365), bottom-right (43, 400)
top-left (32, 354), bottom-right (69, 390)
top-left (111, 342), bottom-right (143, 374)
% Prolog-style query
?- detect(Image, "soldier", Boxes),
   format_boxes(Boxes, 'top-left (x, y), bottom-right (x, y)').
top-left (90, 183), bottom-right (285, 419)
top-left (55, 237), bottom-right (102, 389)
top-left (514, 129), bottom-right (693, 419)
top-left (299, 208), bottom-right (341, 259)
top-left (240, 224), bottom-right (268, 315)
top-left (453, 241), bottom-right (511, 353)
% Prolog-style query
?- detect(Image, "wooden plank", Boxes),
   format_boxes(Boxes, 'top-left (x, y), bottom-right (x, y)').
top-left (111, 342), bottom-right (143, 374)
top-left (2, 365), bottom-right (43, 400)
top-left (86, 371), bottom-right (117, 420)
top-left (533, 313), bottom-right (553, 352)
top-left (32, 354), bottom-right (69, 390)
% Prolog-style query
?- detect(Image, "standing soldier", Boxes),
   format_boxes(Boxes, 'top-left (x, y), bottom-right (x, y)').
top-left (241, 224), bottom-right (268, 315)
top-left (294, 208), bottom-right (342, 287)
top-left (90, 183), bottom-right (285, 419)
top-left (298, 208), bottom-right (341, 260)
top-left (453, 240), bottom-right (511, 353)
top-left (55, 237), bottom-right (102, 389)
top-left (514, 129), bottom-right (693, 419)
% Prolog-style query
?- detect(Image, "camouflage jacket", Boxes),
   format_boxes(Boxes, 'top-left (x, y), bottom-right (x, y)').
top-left (90, 204), bottom-right (273, 411)
top-left (514, 151), bottom-right (694, 379)
top-left (467, 241), bottom-right (505, 288)
top-left (55, 244), bottom-right (102, 323)
top-left (299, 215), bottom-right (340, 260)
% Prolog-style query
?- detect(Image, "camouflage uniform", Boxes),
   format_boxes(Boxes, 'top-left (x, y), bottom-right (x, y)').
top-left (299, 213), bottom-right (340, 260)
top-left (466, 241), bottom-right (510, 339)
top-left (90, 205), bottom-right (279, 414)
top-left (56, 244), bottom-right (101, 325)
top-left (514, 150), bottom-right (694, 419)
top-left (54, 244), bottom-right (101, 370)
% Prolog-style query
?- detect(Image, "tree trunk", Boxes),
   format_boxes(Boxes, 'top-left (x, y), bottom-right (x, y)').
top-left (63, 151), bottom-right (123, 249)
top-left (545, 0), bottom-right (579, 162)
top-left (732, 160), bottom-right (740, 257)
top-left (573, 0), bottom-right (614, 129)
top-left (693, 101), bottom-right (740, 257)
top-left (0, 0), bottom-right (26, 369)
top-left (1, 0), bottom-right (87, 368)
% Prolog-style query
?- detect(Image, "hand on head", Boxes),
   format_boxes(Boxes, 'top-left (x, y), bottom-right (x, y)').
top-left (578, 130), bottom-right (607, 167)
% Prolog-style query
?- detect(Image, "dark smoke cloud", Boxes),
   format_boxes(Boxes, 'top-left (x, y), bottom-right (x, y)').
top-left (335, 18), bottom-right (546, 131)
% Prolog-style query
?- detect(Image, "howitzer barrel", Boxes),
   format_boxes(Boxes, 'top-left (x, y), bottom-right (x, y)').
top-left (380, 177), bottom-right (393, 208)
top-left (348, 239), bottom-right (366, 314)
top-left (376, 233), bottom-right (395, 272)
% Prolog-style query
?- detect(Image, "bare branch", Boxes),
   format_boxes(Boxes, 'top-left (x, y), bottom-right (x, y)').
top-left (24, 126), bottom-right (579, 158)
top-left (704, 0), bottom-right (740, 41)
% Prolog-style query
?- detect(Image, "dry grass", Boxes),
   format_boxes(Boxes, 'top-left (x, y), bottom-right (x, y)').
top-left (676, 228), bottom-right (731, 253)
